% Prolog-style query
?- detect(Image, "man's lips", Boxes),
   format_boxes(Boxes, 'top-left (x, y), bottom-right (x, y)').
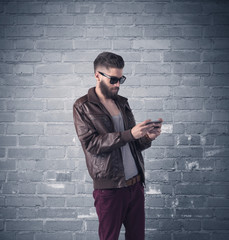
top-left (112, 87), bottom-right (119, 91)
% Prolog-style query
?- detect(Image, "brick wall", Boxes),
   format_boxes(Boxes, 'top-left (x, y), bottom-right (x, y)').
top-left (0, 0), bottom-right (229, 239)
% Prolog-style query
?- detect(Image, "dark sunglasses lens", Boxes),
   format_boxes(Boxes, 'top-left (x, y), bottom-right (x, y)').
top-left (110, 76), bottom-right (126, 84)
top-left (119, 77), bottom-right (126, 84)
top-left (110, 77), bottom-right (119, 84)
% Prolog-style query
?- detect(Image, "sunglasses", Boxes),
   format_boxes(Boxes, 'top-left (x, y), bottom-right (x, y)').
top-left (98, 71), bottom-right (126, 85)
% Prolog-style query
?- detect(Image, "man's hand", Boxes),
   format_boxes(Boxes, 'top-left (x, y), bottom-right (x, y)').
top-left (131, 119), bottom-right (160, 140)
top-left (146, 118), bottom-right (163, 140)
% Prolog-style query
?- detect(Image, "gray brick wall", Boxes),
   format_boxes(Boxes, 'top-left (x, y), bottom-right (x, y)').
top-left (0, 0), bottom-right (229, 239)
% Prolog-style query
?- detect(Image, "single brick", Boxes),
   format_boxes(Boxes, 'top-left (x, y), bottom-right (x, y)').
top-left (35, 232), bottom-right (73, 240)
top-left (133, 40), bottom-right (170, 49)
top-left (173, 233), bottom-right (210, 240)
top-left (46, 26), bottom-right (84, 37)
top-left (6, 220), bottom-right (43, 231)
top-left (104, 3), bottom-right (144, 13)
top-left (18, 208), bottom-right (36, 219)
top-left (37, 208), bottom-right (77, 218)
top-left (36, 63), bottom-right (73, 74)
top-left (37, 183), bottom-right (75, 195)
top-left (159, 220), bottom-right (182, 231)
top-left (144, 26), bottom-right (182, 37)
top-left (44, 220), bottom-right (83, 231)
top-left (202, 220), bottom-right (229, 230)
top-left (165, 3), bottom-right (202, 13)
top-left (8, 148), bottom-right (46, 159)
top-left (175, 184), bottom-right (211, 195)
top-left (36, 40), bottom-right (73, 50)
top-left (46, 197), bottom-right (65, 207)
top-left (164, 51), bottom-right (200, 62)
top-left (0, 136), bottom-right (16, 146)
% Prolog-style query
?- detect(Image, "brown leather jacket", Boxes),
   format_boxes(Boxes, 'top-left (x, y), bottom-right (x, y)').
top-left (73, 87), bottom-right (152, 189)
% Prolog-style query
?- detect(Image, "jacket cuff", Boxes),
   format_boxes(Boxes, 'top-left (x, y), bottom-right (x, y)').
top-left (139, 135), bottom-right (153, 148)
top-left (121, 129), bottom-right (135, 143)
top-left (143, 134), bottom-right (153, 142)
top-left (144, 134), bottom-right (154, 142)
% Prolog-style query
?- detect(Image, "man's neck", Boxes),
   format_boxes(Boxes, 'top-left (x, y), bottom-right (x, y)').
top-left (95, 85), bottom-right (114, 104)
top-left (95, 86), bottom-right (120, 116)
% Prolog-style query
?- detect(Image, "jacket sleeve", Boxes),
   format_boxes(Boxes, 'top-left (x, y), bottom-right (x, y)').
top-left (73, 103), bottom-right (135, 155)
top-left (135, 135), bottom-right (152, 151)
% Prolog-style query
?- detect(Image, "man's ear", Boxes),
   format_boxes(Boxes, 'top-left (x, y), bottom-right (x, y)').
top-left (95, 71), bottom-right (100, 81)
top-left (95, 71), bottom-right (102, 83)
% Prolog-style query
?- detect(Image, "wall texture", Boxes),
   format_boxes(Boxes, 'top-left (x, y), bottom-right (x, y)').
top-left (0, 0), bottom-right (229, 239)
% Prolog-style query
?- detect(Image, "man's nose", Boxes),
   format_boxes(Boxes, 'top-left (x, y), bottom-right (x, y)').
top-left (114, 81), bottom-right (120, 87)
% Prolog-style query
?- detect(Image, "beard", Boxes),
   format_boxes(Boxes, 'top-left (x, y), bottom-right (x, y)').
top-left (100, 81), bottom-right (119, 100)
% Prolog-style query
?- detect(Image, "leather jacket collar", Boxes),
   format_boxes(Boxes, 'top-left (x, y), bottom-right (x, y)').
top-left (87, 87), bottom-right (128, 109)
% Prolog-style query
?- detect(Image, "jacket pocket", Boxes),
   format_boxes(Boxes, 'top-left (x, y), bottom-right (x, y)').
top-left (89, 114), bottom-right (113, 132)
top-left (99, 188), bottom-right (117, 198)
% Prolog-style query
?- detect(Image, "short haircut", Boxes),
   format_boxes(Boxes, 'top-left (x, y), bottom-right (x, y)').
top-left (93, 52), bottom-right (125, 73)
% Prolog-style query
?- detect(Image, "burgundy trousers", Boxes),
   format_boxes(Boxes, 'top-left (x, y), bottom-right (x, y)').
top-left (93, 182), bottom-right (145, 240)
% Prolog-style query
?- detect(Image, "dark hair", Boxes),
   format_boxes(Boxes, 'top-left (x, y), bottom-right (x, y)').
top-left (93, 52), bottom-right (125, 73)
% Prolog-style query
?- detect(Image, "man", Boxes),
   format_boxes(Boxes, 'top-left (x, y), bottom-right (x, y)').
top-left (73, 52), bottom-right (162, 240)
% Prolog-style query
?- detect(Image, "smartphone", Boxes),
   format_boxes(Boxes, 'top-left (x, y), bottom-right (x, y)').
top-left (145, 120), bottom-right (162, 127)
